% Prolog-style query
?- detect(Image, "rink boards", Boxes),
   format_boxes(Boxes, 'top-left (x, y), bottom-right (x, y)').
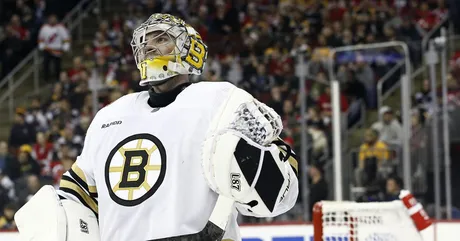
top-left (0, 221), bottom-right (457, 241)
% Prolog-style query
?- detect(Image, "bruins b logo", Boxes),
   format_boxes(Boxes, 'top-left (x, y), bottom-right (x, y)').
top-left (105, 134), bottom-right (166, 206)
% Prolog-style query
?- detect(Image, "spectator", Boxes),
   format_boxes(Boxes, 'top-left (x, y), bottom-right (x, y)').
top-left (0, 24), bottom-right (24, 78)
top-left (0, 179), bottom-right (12, 216)
top-left (308, 123), bottom-right (328, 162)
top-left (308, 162), bottom-right (328, 221)
top-left (317, 85), bottom-right (349, 126)
top-left (0, 171), bottom-right (15, 209)
top-left (16, 174), bottom-right (41, 206)
top-left (31, 132), bottom-right (54, 177)
top-left (384, 176), bottom-right (403, 201)
top-left (67, 56), bottom-right (86, 83)
top-left (32, 0), bottom-right (47, 28)
top-left (47, 82), bottom-right (63, 107)
top-left (162, 0), bottom-right (188, 20)
top-left (307, 106), bottom-right (326, 131)
top-left (0, 142), bottom-right (10, 175)
top-left (344, 67), bottom-right (367, 102)
top-left (0, 141), bottom-right (20, 181)
top-left (10, 14), bottom-right (29, 41)
top-left (82, 44), bottom-right (96, 70)
top-left (50, 156), bottom-right (74, 187)
top-left (8, 109), bottom-right (35, 151)
top-left (96, 20), bottom-right (118, 46)
top-left (93, 31), bottom-right (111, 59)
top-left (355, 128), bottom-right (390, 187)
top-left (25, 97), bottom-right (48, 133)
top-left (371, 106), bottom-right (403, 146)
top-left (414, 79), bottom-right (434, 116)
top-left (353, 55), bottom-right (376, 109)
top-left (15, 145), bottom-right (40, 178)
top-left (282, 99), bottom-right (296, 126)
top-left (38, 14), bottom-right (70, 82)
top-left (0, 203), bottom-right (17, 230)
top-left (59, 71), bottom-right (75, 98)
top-left (56, 127), bottom-right (83, 157)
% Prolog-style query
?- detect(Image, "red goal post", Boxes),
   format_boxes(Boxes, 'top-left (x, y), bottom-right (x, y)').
top-left (313, 190), bottom-right (433, 241)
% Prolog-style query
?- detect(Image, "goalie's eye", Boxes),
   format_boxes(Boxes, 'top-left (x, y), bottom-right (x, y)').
top-left (156, 36), bottom-right (169, 45)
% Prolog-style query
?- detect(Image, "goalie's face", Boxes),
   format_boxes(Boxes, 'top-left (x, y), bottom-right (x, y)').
top-left (137, 31), bottom-right (177, 63)
top-left (131, 13), bottom-right (208, 86)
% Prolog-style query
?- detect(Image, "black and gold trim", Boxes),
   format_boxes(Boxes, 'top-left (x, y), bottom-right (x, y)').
top-left (68, 164), bottom-right (98, 198)
top-left (59, 174), bottom-right (99, 217)
top-left (273, 138), bottom-right (299, 177)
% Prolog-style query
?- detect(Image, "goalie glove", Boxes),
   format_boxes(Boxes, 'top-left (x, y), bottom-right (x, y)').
top-left (202, 85), bottom-right (298, 217)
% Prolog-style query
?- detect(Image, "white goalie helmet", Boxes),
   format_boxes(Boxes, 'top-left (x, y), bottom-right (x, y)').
top-left (131, 13), bottom-right (208, 86)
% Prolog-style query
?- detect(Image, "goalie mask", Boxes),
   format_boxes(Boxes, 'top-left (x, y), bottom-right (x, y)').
top-left (131, 13), bottom-right (208, 86)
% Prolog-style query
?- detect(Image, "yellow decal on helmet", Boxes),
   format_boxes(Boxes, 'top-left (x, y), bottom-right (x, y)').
top-left (185, 37), bottom-right (207, 70)
top-left (140, 61), bottom-right (147, 80)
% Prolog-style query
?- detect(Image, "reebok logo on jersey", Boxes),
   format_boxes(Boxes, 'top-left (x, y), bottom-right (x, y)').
top-left (80, 219), bottom-right (88, 234)
top-left (101, 120), bottom-right (122, 129)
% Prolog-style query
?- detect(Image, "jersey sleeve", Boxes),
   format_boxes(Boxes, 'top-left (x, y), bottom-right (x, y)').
top-left (57, 115), bottom-right (99, 217)
top-left (59, 25), bottom-right (71, 51)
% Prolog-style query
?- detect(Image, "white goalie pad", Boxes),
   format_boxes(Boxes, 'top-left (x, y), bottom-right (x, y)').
top-left (202, 87), bottom-right (295, 216)
top-left (14, 185), bottom-right (100, 241)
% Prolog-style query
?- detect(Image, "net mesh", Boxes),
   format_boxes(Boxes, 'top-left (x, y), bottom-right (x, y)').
top-left (317, 201), bottom-right (422, 241)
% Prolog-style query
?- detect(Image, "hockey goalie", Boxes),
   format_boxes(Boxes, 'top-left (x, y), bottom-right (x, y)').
top-left (14, 13), bottom-right (299, 241)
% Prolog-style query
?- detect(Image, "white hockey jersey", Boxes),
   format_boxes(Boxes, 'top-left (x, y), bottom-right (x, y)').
top-left (38, 23), bottom-right (70, 54)
top-left (57, 82), bottom-right (298, 241)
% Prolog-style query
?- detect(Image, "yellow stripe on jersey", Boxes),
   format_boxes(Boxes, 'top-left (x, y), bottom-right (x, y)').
top-left (60, 177), bottom-right (98, 215)
top-left (71, 163), bottom-right (88, 184)
top-left (69, 163), bottom-right (98, 198)
top-left (88, 185), bottom-right (97, 197)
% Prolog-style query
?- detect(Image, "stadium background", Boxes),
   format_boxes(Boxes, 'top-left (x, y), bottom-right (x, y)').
top-left (0, 0), bottom-right (459, 232)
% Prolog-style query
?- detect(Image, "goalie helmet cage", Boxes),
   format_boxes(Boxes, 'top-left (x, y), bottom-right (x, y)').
top-left (313, 200), bottom-right (431, 241)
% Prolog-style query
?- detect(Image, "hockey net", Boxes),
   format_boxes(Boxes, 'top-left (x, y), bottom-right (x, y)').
top-left (313, 191), bottom-right (433, 241)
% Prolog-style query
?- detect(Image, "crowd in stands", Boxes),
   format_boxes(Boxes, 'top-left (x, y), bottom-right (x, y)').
top-left (0, 0), bottom-right (80, 78)
top-left (0, 0), bottom-right (454, 228)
